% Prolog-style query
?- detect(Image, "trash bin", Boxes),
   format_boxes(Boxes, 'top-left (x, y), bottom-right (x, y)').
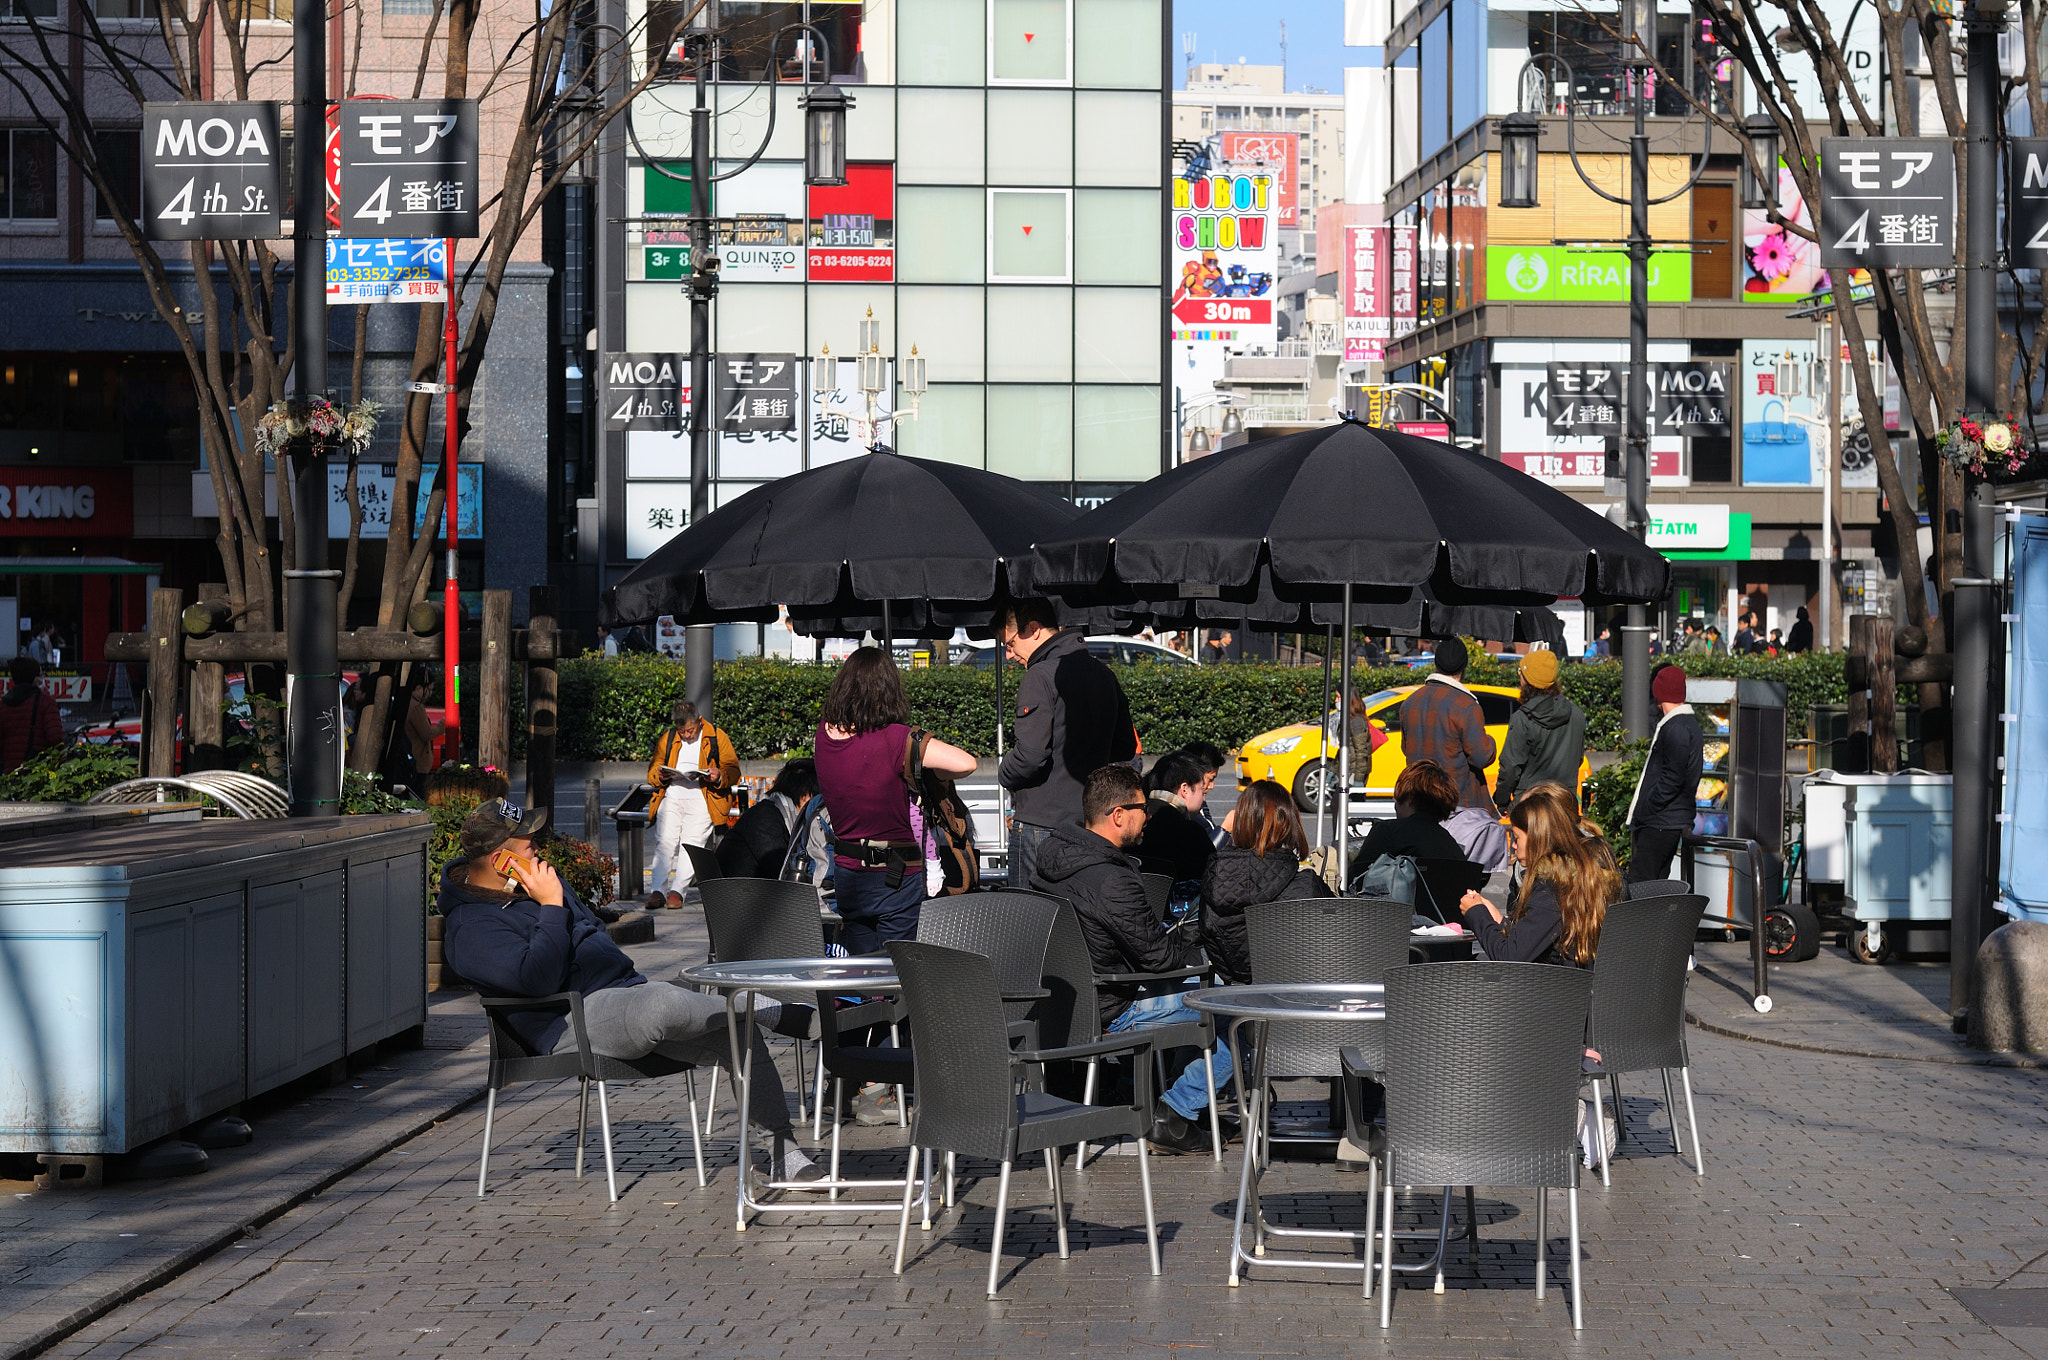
top-left (1802, 770), bottom-right (1952, 962)
top-left (611, 783), bottom-right (654, 899)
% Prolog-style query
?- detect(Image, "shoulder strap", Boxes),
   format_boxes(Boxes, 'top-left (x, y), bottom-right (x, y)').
top-left (902, 726), bottom-right (929, 791)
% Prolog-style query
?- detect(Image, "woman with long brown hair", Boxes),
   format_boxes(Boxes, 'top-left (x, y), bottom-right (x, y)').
top-left (1199, 778), bottom-right (1332, 984)
top-left (814, 648), bottom-right (977, 952)
top-left (1457, 786), bottom-right (1621, 968)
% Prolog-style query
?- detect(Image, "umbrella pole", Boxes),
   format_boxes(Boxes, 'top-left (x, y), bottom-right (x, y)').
top-left (1336, 585), bottom-right (1353, 870)
top-left (883, 599), bottom-right (893, 651)
top-left (1314, 622), bottom-right (1333, 850)
top-left (995, 633), bottom-right (1008, 874)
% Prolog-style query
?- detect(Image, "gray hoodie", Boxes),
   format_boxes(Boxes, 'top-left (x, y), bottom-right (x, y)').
top-left (1493, 691), bottom-right (1587, 808)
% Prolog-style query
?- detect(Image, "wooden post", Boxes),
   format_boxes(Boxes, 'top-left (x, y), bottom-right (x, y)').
top-left (526, 587), bottom-right (559, 821)
top-left (1870, 614), bottom-right (1898, 774)
top-left (1845, 613), bottom-right (1871, 774)
top-left (479, 590), bottom-right (512, 771)
top-left (188, 584), bottom-right (228, 772)
top-left (145, 587), bottom-right (184, 778)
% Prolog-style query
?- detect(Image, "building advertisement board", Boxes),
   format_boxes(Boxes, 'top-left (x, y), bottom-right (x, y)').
top-left (0, 467), bottom-right (133, 536)
top-left (1342, 223), bottom-right (1388, 363)
top-left (1171, 158), bottom-right (1280, 431)
top-left (1390, 222), bottom-right (1417, 336)
top-left (1741, 338), bottom-right (1888, 488)
top-left (807, 164), bottom-right (894, 282)
top-left (1219, 131), bottom-right (1299, 228)
top-left (327, 461), bottom-right (481, 539)
top-left (1496, 341), bottom-right (1686, 487)
top-left (326, 237), bottom-right (447, 304)
top-left (1486, 246), bottom-right (1691, 303)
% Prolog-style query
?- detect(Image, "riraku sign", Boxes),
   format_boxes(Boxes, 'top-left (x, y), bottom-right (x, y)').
top-left (1488, 246), bottom-right (1691, 303)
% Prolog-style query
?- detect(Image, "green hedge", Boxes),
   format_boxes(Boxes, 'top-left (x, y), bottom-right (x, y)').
top-left (527, 649), bottom-right (1862, 764)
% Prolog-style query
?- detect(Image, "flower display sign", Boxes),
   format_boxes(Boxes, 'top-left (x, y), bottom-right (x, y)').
top-left (254, 395), bottom-right (380, 460)
top-left (1938, 413), bottom-right (2034, 480)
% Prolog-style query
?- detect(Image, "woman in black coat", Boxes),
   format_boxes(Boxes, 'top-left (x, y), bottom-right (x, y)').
top-left (1200, 779), bottom-right (1331, 984)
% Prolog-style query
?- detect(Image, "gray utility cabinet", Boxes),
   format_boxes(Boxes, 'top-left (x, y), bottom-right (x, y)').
top-left (0, 813), bottom-right (432, 1155)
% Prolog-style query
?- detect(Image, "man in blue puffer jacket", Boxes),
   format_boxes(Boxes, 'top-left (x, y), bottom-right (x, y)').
top-left (440, 798), bottom-right (821, 1183)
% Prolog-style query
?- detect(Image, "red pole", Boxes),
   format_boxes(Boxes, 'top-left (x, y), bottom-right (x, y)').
top-left (441, 238), bottom-right (461, 766)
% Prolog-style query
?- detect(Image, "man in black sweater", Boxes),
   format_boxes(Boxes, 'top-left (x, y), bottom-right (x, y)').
top-left (1031, 765), bottom-right (1230, 1154)
top-left (998, 599), bottom-right (1137, 888)
top-left (439, 799), bottom-right (821, 1181)
top-left (1625, 664), bottom-right (1705, 882)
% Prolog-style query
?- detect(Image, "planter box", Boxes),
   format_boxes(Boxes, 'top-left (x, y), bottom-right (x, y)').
top-left (0, 814), bottom-right (431, 1155)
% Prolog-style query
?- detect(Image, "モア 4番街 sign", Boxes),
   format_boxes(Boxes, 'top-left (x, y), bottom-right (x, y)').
top-left (1819, 137), bottom-right (1955, 269)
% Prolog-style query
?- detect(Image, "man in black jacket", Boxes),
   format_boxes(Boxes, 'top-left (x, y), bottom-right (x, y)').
top-left (439, 799), bottom-right (822, 1182)
top-left (997, 600), bottom-right (1137, 887)
top-left (1031, 765), bottom-right (1230, 1154)
top-left (1625, 664), bottom-right (1705, 882)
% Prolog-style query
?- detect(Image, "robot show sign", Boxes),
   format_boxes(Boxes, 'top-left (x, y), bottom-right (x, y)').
top-left (1170, 167), bottom-right (1279, 341)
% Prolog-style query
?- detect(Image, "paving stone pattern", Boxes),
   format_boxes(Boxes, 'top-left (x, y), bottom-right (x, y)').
top-left (26, 909), bottom-right (2048, 1360)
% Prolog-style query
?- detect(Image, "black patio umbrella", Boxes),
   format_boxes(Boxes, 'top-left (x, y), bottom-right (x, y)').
top-left (1026, 421), bottom-right (1669, 845)
top-left (1024, 420), bottom-right (1669, 607)
top-left (600, 451), bottom-right (1100, 800)
top-left (602, 451), bottom-right (1086, 635)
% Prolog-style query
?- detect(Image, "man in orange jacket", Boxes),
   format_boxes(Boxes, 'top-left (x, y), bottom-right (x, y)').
top-left (645, 699), bottom-right (741, 907)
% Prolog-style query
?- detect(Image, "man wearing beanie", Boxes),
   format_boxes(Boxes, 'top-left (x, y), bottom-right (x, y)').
top-left (1399, 636), bottom-right (1498, 811)
top-left (1493, 648), bottom-right (1587, 810)
top-left (1625, 663), bottom-right (1704, 882)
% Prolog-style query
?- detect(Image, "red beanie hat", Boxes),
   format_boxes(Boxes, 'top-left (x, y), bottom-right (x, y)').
top-left (1651, 665), bottom-right (1688, 705)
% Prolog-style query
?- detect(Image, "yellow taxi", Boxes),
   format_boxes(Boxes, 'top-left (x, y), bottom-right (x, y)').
top-left (1235, 684), bottom-right (1587, 813)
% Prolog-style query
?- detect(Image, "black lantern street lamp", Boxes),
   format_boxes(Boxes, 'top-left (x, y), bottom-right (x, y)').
top-left (1740, 113), bottom-right (1781, 210)
top-left (1620, 0), bottom-right (1657, 63)
top-left (803, 84), bottom-right (852, 187)
top-left (1499, 112), bottom-right (1541, 208)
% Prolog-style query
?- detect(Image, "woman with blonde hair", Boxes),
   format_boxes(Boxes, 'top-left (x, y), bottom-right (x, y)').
top-left (1457, 786), bottom-right (1620, 968)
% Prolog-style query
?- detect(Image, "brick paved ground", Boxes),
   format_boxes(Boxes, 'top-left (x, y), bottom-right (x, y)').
top-left (26, 910), bottom-right (2048, 1360)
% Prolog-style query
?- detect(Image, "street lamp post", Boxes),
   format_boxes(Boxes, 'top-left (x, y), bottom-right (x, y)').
top-left (1504, 28), bottom-right (1722, 740)
top-left (648, 2), bottom-right (854, 720)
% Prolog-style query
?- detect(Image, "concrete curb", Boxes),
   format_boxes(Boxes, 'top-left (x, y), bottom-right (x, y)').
top-left (3, 1056), bottom-right (490, 1360)
top-left (1686, 1008), bottom-right (2048, 1069)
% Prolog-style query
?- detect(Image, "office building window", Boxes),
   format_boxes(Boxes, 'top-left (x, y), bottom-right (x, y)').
top-left (1, 129), bottom-right (57, 221)
top-left (93, 128), bottom-right (141, 222)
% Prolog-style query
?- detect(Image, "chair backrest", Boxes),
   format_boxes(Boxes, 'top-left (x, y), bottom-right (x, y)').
top-left (684, 841), bottom-right (724, 884)
top-left (916, 891), bottom-right (1060, 1022)
top-left (478, 994), bottom-right (582, 1087)
top-left (1038, 902), bottom-right (1103, 1049)
top-left (1381, 961), bottom-right (1591, 1190)
top-left (1625, 877), bottom-right (1691, 900)
top-left (1413, 856), bottom-right (1486, 924)
top-left (700, 877), bottom-right (829, 962)
top-left (1589, 893), bottom-right (1707, 1073)
top-left (1140, 872), bottom-right (1175, 922)
top-left (889, 940), bottom-right (1021, 1162)
top-left (1246, 895), bottom-right (1414, 1078)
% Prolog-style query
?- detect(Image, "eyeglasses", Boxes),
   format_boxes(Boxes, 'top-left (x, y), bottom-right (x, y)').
top-left (1114, 802), bottom-right (1150, 816)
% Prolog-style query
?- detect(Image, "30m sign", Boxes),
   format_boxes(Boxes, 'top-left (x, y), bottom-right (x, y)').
top-left (142, 102), bottom-right (282, 241)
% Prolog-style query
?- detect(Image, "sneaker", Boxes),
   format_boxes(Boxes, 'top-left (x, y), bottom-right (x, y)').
top-left (1147, 1100), bottom-right (1210, 1155)
top-left (778, 1138), bottom-right (825, 1187)
top-left (852, 1083), bottom-right (902, 1126)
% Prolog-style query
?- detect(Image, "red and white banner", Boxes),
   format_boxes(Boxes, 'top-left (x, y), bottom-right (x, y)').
top-left (1220, 132), bottom-right (1299, 227)
top-left (1389, 223), bottom-right (1417, 338)
top-left (1342, 223), bottom-right (1388, 362)
top-left (0, 467), bottom-right (132, 537)
top-left (807, 164), bottom-right (894, 282)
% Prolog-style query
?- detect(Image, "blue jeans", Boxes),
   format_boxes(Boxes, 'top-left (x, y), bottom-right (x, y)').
top-left (1107, 991), bottom-right (1233, 1120)
top-left (833, 864), bottom-right (925, 955)
top-left (1008, 820), bottom-right (1059, 891)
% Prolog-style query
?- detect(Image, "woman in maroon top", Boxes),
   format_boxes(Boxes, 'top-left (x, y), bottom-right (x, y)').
top-left (814, 647), bottom-right (976, 955)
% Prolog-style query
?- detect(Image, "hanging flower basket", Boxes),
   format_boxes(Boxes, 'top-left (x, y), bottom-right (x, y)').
top-left (1936, 413), bottom-right (2035, 481)
top-left (254, 396), bottom-right (380, 460)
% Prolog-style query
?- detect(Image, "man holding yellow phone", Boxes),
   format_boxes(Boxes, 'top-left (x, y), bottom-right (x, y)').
top-left (441, 799), bottom-right (822, 1185)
